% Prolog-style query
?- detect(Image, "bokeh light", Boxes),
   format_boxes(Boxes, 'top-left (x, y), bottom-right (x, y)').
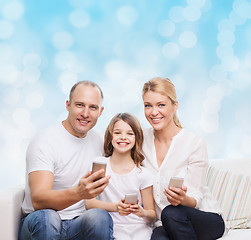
top-left (0, 0), bottom-right (251, 189)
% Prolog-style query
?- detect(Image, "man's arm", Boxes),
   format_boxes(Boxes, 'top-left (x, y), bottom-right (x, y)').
top-left (30, 169), bottom-right (110, 211)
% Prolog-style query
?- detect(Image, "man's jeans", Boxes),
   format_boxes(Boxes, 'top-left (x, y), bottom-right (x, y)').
top-left (18, 208), bottom-right (113, 240)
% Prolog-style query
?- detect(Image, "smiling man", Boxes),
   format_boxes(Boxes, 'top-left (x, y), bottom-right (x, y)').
top-left (19, 81), bottom-right (114, 240)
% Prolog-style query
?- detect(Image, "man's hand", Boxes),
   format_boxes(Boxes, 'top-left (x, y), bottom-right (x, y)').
top-left (75, 169), bottom-right (110, 199)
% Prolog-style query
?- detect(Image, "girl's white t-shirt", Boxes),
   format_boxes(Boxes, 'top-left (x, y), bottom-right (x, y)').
top-left (94, 156), bottom-right (154, 225)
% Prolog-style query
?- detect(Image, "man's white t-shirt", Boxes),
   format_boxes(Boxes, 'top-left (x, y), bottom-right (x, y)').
top-left (21, 123), bottom-right (103, 220)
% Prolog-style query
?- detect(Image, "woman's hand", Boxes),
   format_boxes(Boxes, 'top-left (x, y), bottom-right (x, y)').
top-left (117, 198), bottom-right (131, 216)
top-left (164, 185), bottom-right (187, 206)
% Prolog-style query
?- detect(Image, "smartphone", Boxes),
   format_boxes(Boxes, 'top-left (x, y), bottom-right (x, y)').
top-left (124, 193), bottom-right (138, 204)
top-left (91, 162), bottom-right (106, 181)
top-left (168, 177), bottom-right (184, 188)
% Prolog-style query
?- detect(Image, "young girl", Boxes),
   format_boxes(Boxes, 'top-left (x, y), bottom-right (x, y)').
top-left (85, 113), bottom-right (156, 240)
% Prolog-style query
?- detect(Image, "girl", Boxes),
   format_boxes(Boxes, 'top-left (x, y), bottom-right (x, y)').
top-left (85, 113), bottom-right (156, 240)
top-left (142, 77), bottom-right (225, 240)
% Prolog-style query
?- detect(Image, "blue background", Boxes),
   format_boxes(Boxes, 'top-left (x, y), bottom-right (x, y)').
top-left (0, 0), bottom-right (251, 188)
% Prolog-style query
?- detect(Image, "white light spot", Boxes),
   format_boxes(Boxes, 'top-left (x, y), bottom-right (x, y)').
top-left (0, 64), bottom-right (17, 84)
top-left (105, 60), bottom-right (127, 80)
top-left (69, 9), bottom-right (90, 28)
top-left (169, 6), bottom-right (185, 23)
top-left (162, 42), bottom-right (180, 59)
top-left (18, 122), bottom-right (37, 139)
top-left (209, 65), bottom-right (227, 82)
top-left (54, 51), bottom-right (81, 72)
top-left (179, 31), bottom-right (197, 48)
top-left (25, 91), bottom-right (44, 109)
top-left (12, 108), bottom-right (30, 125)
top-left (229, 10), bottom-right (246, 25)
top-left (184, 6), bottom-right (201, 22)
top-left (203, 98), bottom-right (221, 114)
top-left (122, 78), bottom-right (141, 94)
top-left (0, 43), bottom-right (14, 63)
top-left (158, 20), bottom-right (175, 37)
top-left (221, 55), bottom-right (239, 71)
top-left (233, 0), bottom-right (251, 20)
top-left (217, 30), bottom-right (235, 46)
top-left (216, 45), bottom-right (234, 59)
top-left (59, 71), bottom-right (78, 95)
top-left (23, 53), bottom-right (42, 68)
top-left (52, 31), bottom-right (74, 50)
top-left (2, 1), bottom-right (25, 21)
top-left (206, 85), bottom-right (225, 101)
top-left (187, 0), bottom-right (206, 9)
top-left (200, 112), bottom-right (219, 133)
top-left (22, 67), bottom-right (40, 83)
top-left (3, 88), bottom-right (20, 105)
top-left (0, 20), bottom-right (15, 39)
top-left (218, 19), bottom-right (235, 32)
top-left (117, 6), bottom-right (138, 26)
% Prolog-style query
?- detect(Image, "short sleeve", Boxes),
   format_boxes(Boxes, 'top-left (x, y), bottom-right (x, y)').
top-left (139, 167), bottom-right (154, 190)
top-left (26, 135), bottom-right (55, 174)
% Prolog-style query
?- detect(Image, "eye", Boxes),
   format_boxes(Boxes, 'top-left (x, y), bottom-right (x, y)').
top-left (144, 104), bottom-right (152, 108)
top-left (159, 103), bottom-right (165, 107)
top-left (113, 131), bottom-right (120, 135)
top-left (76, 103), bottom-right (83, 107)
top-left (90, 105), bottom-right (98, 110)
top-left (128, 132), bottom-right (134, 136)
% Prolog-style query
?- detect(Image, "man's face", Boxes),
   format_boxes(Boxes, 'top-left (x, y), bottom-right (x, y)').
top-left (64, 84), bottom-right (104, 138)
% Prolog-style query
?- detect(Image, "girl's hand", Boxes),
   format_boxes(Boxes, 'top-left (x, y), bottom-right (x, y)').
top-left (129, 203), bottom-right (145, 218)
top-left (117, 198), bottom-right (131, 216)
top-left (164, 185), bottom-right (187, 206)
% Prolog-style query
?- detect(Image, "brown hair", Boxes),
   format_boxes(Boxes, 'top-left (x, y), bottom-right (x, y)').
top-left (104, 113), bottom-right (144, 167)
top-left (69, 80), bottom-right (104, 103)
top-left (142, 77), bottom-right (182, 128)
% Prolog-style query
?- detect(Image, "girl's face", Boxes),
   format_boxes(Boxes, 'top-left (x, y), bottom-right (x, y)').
top-left (143, 91), bottom-right (178, 131)
top-left (112, 120), bottom-right (136, 154)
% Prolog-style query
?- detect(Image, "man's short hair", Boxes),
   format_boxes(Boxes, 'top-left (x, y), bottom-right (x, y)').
top-left (69, 80), bottom-right (104, 103)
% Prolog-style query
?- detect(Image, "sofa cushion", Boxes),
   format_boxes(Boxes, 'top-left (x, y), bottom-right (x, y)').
top-left (207, 159), bottom-right (251, 229)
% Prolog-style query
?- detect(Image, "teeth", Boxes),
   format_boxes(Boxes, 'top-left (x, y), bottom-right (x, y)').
top-left (80, 120), bottom-right (88, 123)
top-left (118, 142), bottom-right (128, 146)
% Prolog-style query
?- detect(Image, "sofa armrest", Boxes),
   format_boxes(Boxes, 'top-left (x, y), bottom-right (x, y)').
top-left (0, 185), bottom-right (25, 240)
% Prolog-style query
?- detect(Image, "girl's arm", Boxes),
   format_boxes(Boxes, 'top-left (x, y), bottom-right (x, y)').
top-left (130, 186), bottom-right (156, 223)
top-left (85, 198), bottom-right (118, 212)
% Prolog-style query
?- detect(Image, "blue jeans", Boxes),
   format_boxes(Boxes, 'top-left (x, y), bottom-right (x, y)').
top-left (151, 205), bottom-right (225, 240)
top-left (18, 208), bottom-right (113, 240)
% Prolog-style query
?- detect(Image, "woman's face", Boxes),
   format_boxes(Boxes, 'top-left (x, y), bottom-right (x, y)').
top-left (143, 91), bottom-right (178, 131)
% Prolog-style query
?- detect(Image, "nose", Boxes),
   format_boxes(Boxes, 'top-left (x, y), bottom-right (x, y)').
top-left (81, 107), bottom-right (89, 118)
top-left (151, 106), bottom-right (158, 116)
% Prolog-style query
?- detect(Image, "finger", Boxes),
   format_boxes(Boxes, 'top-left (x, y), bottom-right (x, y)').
top-left (81, 171), bottom-right (92, 179)
top-left (88, 169), bottom-right (106, 182)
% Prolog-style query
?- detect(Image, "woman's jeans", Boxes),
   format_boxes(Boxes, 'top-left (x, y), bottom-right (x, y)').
top-left (151, 205), bottom-right (225, 240)
top-left (18, 208), bottom-right (113, 240)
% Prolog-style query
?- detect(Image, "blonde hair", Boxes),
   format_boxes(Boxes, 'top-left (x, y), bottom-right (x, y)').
top-left (104, 113), bottom-right (144, 167)
top-left (142, 77), bottom-right (182, 128)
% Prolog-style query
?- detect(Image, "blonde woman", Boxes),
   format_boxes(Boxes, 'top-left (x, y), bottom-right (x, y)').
top-left (142, 77), bottom-right (225, 240)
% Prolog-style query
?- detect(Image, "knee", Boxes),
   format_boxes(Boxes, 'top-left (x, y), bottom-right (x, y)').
top-left (161, 205), bottom-right (186, 226)
top-left (27, 209), bottom-right (61, 232)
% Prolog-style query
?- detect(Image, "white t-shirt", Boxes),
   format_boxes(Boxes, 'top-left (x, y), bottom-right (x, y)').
top-left (21, 123), bottom-right (103, 220)
top-left (94, 156), bottom-right (153, 239)
top-left (142, 128), bottom-right (223, 222)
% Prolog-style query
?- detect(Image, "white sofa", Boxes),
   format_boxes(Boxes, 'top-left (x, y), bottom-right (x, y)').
top-left (0, 159), bottom-right (250, 240)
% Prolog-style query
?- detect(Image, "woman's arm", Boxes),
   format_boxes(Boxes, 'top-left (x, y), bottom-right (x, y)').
top-left (130, 186), bottom-right (156, 223)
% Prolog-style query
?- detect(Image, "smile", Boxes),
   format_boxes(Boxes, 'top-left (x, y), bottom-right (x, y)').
top-left (150, 117), bottom-right (163, 123)
top-left (79, 119), bottom-right (89, 124)
top-left (117, 142), bottom-right (129, 146)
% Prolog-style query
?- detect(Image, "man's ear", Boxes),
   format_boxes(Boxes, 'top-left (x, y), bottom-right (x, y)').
top-left (66, 100), bottom-right (70, 111)
top-left (99, 106), bottom-right (104, 117)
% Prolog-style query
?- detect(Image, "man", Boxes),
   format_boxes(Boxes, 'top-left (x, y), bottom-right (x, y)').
top-left (19, 81), bottom-right (113, 240)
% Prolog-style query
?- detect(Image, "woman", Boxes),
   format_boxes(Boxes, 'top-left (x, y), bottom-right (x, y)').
top-left (141, 77), bottom-right (225, 240)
